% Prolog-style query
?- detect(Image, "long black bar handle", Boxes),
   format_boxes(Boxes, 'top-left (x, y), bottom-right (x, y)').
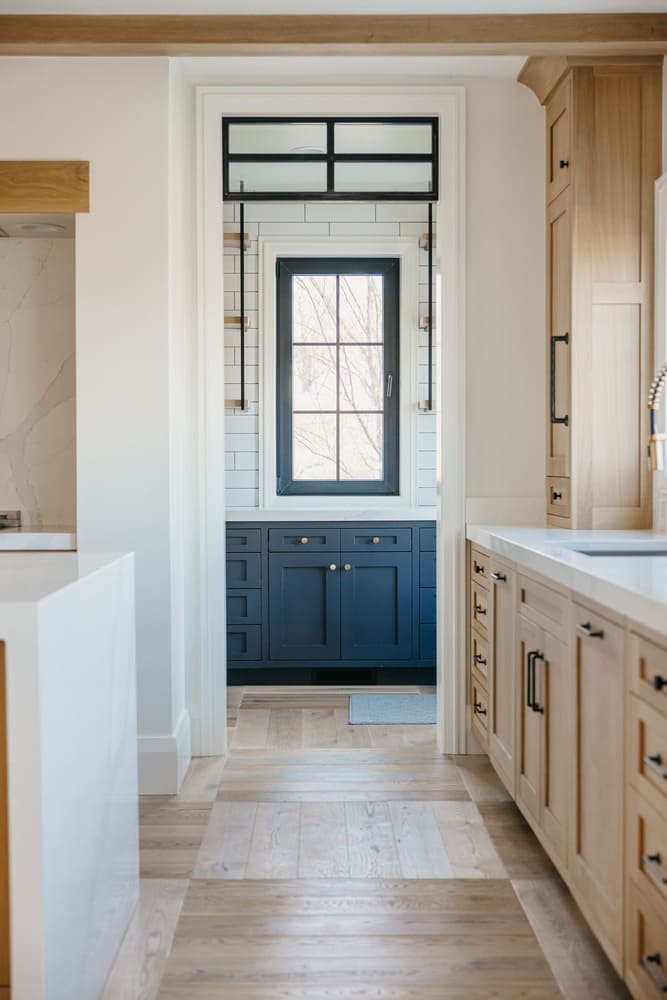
top-left (550, 333), bottom-right (569, 426)
top-left (427, 202), bottom-right (433, 412)
top-left (526, 651), bottom-right (536, 710)
top-left (532, 651), bottom-right (545, 714)
top-left (239, 200), bottom-right (246, 412)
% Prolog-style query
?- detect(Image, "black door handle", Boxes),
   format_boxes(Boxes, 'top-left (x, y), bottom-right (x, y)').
top-left (526, 651), bottom-right (536, 711)
top-left (532, 651), bottom-right (545, 714)
top-left (653, 675), bottom-right (667, 691)
top-left (550, 333), bottom-right (569, 426)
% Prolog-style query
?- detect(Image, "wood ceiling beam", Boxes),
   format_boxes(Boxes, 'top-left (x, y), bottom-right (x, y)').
top-left (0, 14), bottom-right (666, 56)
top-left (0, 161), bottom-right (89, 214)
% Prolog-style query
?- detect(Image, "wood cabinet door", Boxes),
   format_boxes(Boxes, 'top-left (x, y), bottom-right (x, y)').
top-left (570, 602), bottom-right (625, 972)
top-left (546, 188), bottom-right (571, 482)
top-left (516, 616), bottom-right (542, 828)
top-left (488, 558), bottom-right (516, 795)
top-left (546, 76), bottom-right (571, 204)
top-left (538, 629), bottom-right (569, 869)
top-left (269, 554), bottom-right (341, 660)
top-left (340, 551), bottom-right (412, 661)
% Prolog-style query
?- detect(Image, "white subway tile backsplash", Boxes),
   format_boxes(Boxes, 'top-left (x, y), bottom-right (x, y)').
top-left (226, 469), bottom-right (260, 489)
top-left (234, 451), bottom-right (260, 471)
top-left (245, 203), bottom-right (305, 223)
top-left (418, 433), bottom-right (436, 452)
top-left (376, 203), bottom-right (429, 223)
top-left (417, 487), bottom-right (437, 507)
top-left (418, 450), bottom-right (437, 470)
top-left (306, 202), bottom-right (375, 222)
top-left (226, 432), bottom-right (259, 452)
top-left (258, 222), bottom-right (330, 236)
top-left (226, 489), bottom-right (260, 508)
top-left (225, 452), bottom-right (235, 470)
top-left (329, 222), bottom-right (400, 236)
top-left (224, 414), bottom-right (259, 434)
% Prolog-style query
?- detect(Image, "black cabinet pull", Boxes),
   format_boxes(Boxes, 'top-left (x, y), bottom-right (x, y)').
top-left (577, 622), bottom-right (604, 639)
top-left (474, 604), bottom-right (487, 616)
top-left (653, 675), bottom-right (667, 692)
top-left (550, 333), bottom-right (569, 426)
top-left (474, 653), bottom-right (487, 666)
top-left (532, 651), bottom-right (545, 714)
top-left (490, 572), bottom-right (507, 583)
top-left (642, 953), bottom-right (667, 993)
top-left (473, 561), bottom-right (485, 575)
top-left (559, 159), bottom-right (570, 168)
top-left (644, 753), bottom-right (667, 780)
top-left (644, 852), bottom-right (667, 885)
top-left (551, 491), bottom-right (562, 501)
top-left (474, 702), bottom-right (487, 717)
top-left (526, 651), bottom-right (536, 710)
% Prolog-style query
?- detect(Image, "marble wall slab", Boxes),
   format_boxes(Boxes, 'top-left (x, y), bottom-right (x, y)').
top-left (0, 239), bottom-right (76, 528)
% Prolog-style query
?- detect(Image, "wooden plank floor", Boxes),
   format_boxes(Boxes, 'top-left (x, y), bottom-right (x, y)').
top-left (104, 686), bottom-right (629, 1000)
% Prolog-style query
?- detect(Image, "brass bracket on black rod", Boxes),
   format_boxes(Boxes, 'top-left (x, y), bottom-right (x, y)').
top-left (239, 199), bottom-right (246, 412)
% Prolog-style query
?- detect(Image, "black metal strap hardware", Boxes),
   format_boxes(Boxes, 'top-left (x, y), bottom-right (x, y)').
top-left (474, 702), bottom-right (487, 717)
top-left (642, 953), bottom-right (667, 993)
top-left (577, 622), bottom-right (604, 639)
top-left (645, 753), bottom-right (667, 780)
top-left (474, 653), bottom-right (487, 666)
top-left (653, 675), bottom-right (667, 691)
top-left (559, 159), bottom-right (570, 168)
top-left (490, 572), bottom-right (507, 583)
top-left (239, 200), bottom-right (246, 411)
top-left (550, 333), bottom-right (569, 426)
top-left (531, 651), bottom-right (545, 714)
top-left (426, 201), bottom-right (433, 411)
top-left (474, 604), bottom-right (487, 616)
top-left (644, 852), bottom-right (667, 885)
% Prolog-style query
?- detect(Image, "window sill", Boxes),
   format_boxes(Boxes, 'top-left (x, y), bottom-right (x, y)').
top-left (226, 506), bottom-right (437, 522)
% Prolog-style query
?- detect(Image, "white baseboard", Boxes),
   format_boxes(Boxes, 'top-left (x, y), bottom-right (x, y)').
top-left (137, 709), bottom-right (192, 795)
top-left (466, 496), bottom-right (545, 527)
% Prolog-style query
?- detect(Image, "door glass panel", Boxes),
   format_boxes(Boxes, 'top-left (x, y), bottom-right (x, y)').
top-left (228, 122), bottom-right (327, 154)
top-left (339, 274), bottom-right (383, 343)
top-left (339, 346), bottom-right (384, 412)
top-left (339, 413), bottom-right (383, 480)
top-left (293, 345), bottom-right (337, 411)
top-left (335, 122), bottom-right (432, 154)
top-left (292, 275), bottom-right (337, 343)
top-left (335, 161), bottom-right (433, 193)
top-left (229, 161), bottom-right (327, 193)
top-left (293, 413), bottom-right (337, 480)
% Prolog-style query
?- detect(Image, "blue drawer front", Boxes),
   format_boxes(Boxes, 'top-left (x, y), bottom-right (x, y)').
top-left (419, 526), bottom-right (436, 551)
top-left (420, 551), bottom-right (436, 588)
top-left (226, 528), bottom-right (261, 553)
top-left (341, 527), bottom-right (411, 552)
top-left (420, 587), bottom-right (436, 624)
top-left (226, 553), bottom-right (261, 588)
top-left (420, 623), bottom-right (436, 659)
top-left (269, 528), bottom-right (340, 552)
top-left (227, 625), bottom-right (262, 661)
top-left (226, 589), bottom-right (262, 625)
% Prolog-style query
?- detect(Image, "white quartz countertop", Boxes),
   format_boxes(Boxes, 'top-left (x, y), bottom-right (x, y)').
top-left (226, 508), bottom-right (437, 522)
top-left (467, 525), bottom-right (667, 639)
top-left (0, 527), bottom-right (76, 551)
top-left (0, 552), bottom-right (130, 604)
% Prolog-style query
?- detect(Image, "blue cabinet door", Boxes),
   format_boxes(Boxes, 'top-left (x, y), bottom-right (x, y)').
top-left (340, 551), bottom-right (412, 660)
top-left (269, 554), bottom-right (341, 660)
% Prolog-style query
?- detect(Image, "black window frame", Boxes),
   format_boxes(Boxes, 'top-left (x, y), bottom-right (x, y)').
top-left (276, 257), bottom-right (400, 498)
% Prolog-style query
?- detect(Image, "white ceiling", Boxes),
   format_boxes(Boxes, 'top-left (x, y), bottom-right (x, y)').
top-left (0, 0), bottom-right (664, 12)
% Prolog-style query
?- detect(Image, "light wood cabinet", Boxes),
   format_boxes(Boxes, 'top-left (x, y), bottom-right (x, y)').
top-left (487, 556), bottom-right (515, 795)
top-left (569, 602), bottom-right (625, 973)
top-left (521, 57), bottom-right (662, 528)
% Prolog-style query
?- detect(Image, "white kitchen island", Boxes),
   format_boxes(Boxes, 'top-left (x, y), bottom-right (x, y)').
top-left (0, 552), bottom-right (138, 1000)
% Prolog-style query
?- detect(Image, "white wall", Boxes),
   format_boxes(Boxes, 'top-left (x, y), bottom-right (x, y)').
top-left (0, 237), bottom-right (76, 528)
top-left (0, 57), bottom-right (184, 791)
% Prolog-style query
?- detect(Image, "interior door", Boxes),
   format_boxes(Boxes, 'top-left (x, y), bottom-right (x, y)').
top-left (269, 554), bottom-right (341, 660)
top-left (340, 551), bottom-right (412, 660)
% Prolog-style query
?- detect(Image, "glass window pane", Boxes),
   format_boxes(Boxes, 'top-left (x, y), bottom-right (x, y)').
top-left (339, 275), bottom-right (383, 344)
top-left (293, 345), bottom-right (337, 411)
top-left (293, 275), bottom-right (337, 343)
top-left (339, 346), bottom-right (384, 412)
top-left (335, 161), bottom-right (433, 194)
top-left (293, 413), bottom-right (337, 480)
top-left (228, 122), bottom-right (327, 155)
top-left (229, 161), bottom-right (327, 193)
top-left (335, 122), bottom-right (432, 155)
top-left (339, 413), bottom-right (383, 481)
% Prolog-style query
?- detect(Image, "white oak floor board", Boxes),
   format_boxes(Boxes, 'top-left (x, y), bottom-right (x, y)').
top-left (344, 801), bottom-right (402, 878)
top-left (176, 757), bottom-right (226, 803)
top-left (432, 800), bottom-right (507, 878)
top-left (297, 802), bottom-right (350, 878)
top-left (266, 709), bottom-right (304, 749)
top-left (231, 709), bottom-right (271, 749)
top-left (451, 754), bottom-right (514, 803)
top-left (193, 801), bottom-right (257, 879)
top-left (245, 802), bottom-right (301, 879)
top-left (388, 801), bottom-right (453, 878)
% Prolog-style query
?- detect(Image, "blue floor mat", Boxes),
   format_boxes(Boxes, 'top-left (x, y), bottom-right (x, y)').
top-left (349, 693), bottom-right (437, 725)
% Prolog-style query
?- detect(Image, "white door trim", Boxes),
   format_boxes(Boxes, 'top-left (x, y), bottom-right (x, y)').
top-left (194, 84), bottom-right (467, 755)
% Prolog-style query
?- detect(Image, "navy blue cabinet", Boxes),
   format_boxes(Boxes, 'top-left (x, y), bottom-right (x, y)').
top-left (226, 520), bottom-right (436, 685)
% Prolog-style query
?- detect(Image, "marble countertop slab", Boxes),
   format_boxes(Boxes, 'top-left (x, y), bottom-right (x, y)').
top-left (0, 551), bottom-right (127, 604)
top-left (466, 525), bottom-right (667, 639)
top-left (0, 527), bottom-right (76, 551)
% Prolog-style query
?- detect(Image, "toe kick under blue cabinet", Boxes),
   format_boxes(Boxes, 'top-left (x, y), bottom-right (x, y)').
top-left (226, 521), bottom-right (436, 685)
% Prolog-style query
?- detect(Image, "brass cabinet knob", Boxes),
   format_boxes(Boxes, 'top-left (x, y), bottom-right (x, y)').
top-left (344, 564), bottom-right (352, 571)
top-left (372, 536), bottom-right (380, 544)
top-left (329, 564), bottom-right (337, 572)
top-left (301, 537), bottom-right (308, 544)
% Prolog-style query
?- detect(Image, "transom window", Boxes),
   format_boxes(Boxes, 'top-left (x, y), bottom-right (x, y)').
top-left (276, 258), bottom-right (399, 496)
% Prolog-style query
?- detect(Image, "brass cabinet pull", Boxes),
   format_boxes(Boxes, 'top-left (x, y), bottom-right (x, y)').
top-left (642, 953), bottom-right (667, 993)
top-left (644, 852), bottom-right (667, 885)
top-left (301, 537), bottom-right (309, 544)
top-left (329, 564), bottom-right (337, 572)
top-left (344, 564), bottom-right (352, 572)
top-left (372, 536), bottom-right (380, 544)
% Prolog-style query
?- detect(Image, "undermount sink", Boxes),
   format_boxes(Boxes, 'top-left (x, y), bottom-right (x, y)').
top-left (570, 542), bottom-right (667, 558)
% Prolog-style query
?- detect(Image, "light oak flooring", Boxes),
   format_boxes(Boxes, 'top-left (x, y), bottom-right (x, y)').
top-left (103, 686), bottom-right (629, 1000)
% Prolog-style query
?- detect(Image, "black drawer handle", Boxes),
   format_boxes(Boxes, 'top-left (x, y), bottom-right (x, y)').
top-left (645, 753), bottom-right (667, 780)
top-left (577, 622), bottom-right (604, 639)
top-left (644, 852), bottom-right (667, 885)
top-left (559, 159), bottom-right (569, 169)
top-left (473, 561), bottom-right (485, 575)
top-left (474, 702), bottom-right (487, 717)
top-left (531, 650), bottom-right (545, 714)
top-left (550, 333), bottom-right (569, 426)
top-left (526, 651), bottom-right (536, 710)
top-left (474, 653), bottom-right (487, 666)
top-left (653, 675), bottom-right (667, 692)
top-left (642, 953), bottom-right (667, 993)
top-left (490, 572), bottom-right (506, 583)
top-left (474, 604), bottom-right (487, 616)
top-left (551, 491), bottom-right (562, 501)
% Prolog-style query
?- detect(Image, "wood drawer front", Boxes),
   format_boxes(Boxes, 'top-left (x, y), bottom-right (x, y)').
top-left (340, 527), bottom-right (411, 552)
top-left (518, 575), bottom-right (568, 637)
top-left (628, 788), bottom-right (667, 912)
top-left (471, 631), bottom-right (489, 684)
top-left (546, 477), bottom-right (570, 518)
top-left (470, 546), bottom-right (489, 587)
top-left (626, 881), bottom-right (667, 1000)
top-left (269, 528), bottom-right (340, 552)
top-left (470, 579), bottom-right (489, 637)
top-left (630, 632), bottom-right (667, 718)
top-left (547, 77), bottom-right (571, 203)
top-left (471, 670), bottom-right (488, 747)
top-left (631, 695), bottom-right (667, 816)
